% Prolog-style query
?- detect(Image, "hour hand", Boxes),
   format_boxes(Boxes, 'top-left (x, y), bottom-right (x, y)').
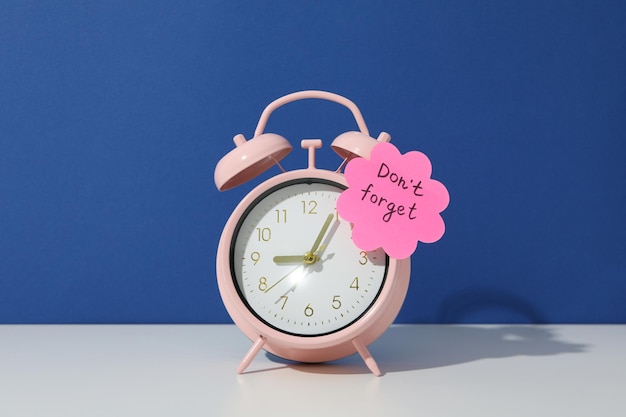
top-left (273, 246), bottom-right (327, 265)
top-left (272, 255), bottom-right (304, 264)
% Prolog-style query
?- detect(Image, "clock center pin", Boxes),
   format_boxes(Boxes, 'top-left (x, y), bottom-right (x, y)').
top-left (303, 251), bottom-right (317, 264)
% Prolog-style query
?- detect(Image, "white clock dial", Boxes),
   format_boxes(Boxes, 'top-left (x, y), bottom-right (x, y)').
top-left (231, 178), bottom-right (388, 336)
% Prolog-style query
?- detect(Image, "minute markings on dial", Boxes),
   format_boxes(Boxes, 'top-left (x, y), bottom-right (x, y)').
top-left (232, 179), bottom-right (388, 336)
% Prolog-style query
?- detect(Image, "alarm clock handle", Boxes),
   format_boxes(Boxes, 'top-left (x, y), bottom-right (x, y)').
top-left (237, 336), bottom-right (267, 374)
top-left (253, 90), bottom-right (370, 137)
top-left (352, 337), bottom-right (382, 377)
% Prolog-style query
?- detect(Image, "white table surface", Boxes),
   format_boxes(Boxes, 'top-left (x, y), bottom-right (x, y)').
top-left (1, 324), bottom-right (624, 417)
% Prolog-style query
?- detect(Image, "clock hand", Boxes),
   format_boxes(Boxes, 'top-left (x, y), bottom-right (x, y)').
top-left (310, 213), bottom-right (335, 254)
top-left (263, 263), bottom-right (305, 293)
top-left (272, 247), bottom-right (327, 265)
top-left (272, 255), bottom-right (304, 264)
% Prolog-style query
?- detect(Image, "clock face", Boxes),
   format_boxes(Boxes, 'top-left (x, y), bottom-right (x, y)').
top-left (230, 178), bottom-right (388, 336)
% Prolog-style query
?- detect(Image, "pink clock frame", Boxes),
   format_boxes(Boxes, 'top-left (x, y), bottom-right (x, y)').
top-left (214, 91), bottom-right (411, 376)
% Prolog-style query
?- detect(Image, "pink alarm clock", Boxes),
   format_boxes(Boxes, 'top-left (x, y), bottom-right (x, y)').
top-left (214, 91), bottom-right (411, 376)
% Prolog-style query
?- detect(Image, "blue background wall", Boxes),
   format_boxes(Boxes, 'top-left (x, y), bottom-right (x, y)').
top-left (1, 1), bottom-right (625, 324)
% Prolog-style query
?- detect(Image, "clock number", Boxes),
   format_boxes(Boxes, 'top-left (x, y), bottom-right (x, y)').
top-left (332, 295), bottom-right (342, 310)
top-left (274, 209), bottom-right (287, 223)
top-left (278, 296), bottom-right (288, 310)
top-left (301, 200), bottom-right (318, 215)
top-left (250, 251), bottom-right (260, 266)
top-left (258, 277), bottom-right (268, 292)
top-left (256, 227), bottom-right (271, 242)
top-left (350, 277), bottom-right (360, 291)
top-left (304, 304), bottom-right (314, 317)
top-left (358, 251), bottom-right (368, 265)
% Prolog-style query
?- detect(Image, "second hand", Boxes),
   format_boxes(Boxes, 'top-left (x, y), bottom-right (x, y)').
top-left (263, 263), bottom-right (305, 294)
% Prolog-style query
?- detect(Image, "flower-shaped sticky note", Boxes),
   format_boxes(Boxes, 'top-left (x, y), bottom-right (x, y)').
top-left (336, 141), bottom-right (449, 259)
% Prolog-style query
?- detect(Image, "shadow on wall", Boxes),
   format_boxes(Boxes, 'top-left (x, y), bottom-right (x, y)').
top-left (436, 287), bottom-right (548, 324)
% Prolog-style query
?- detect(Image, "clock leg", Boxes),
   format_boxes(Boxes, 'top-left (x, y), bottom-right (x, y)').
top-left (352, 337), bottom-right (382, 377)
top-left (237, 336), bottom-right (266, 374)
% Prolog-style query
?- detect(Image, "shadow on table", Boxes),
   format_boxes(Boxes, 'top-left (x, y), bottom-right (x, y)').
top-left (265, 325), bottom-right (587, 376)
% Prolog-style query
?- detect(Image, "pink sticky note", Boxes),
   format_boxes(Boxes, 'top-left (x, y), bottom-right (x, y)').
top-left (337, 142), bottom-right (449, 259)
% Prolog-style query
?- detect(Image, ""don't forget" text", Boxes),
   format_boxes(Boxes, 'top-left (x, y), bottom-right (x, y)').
top-left (359, 162), bottom-right (425, 223)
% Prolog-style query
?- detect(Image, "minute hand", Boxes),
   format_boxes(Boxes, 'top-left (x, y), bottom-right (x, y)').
top-left (310, 213), bottom-right (335, 254)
